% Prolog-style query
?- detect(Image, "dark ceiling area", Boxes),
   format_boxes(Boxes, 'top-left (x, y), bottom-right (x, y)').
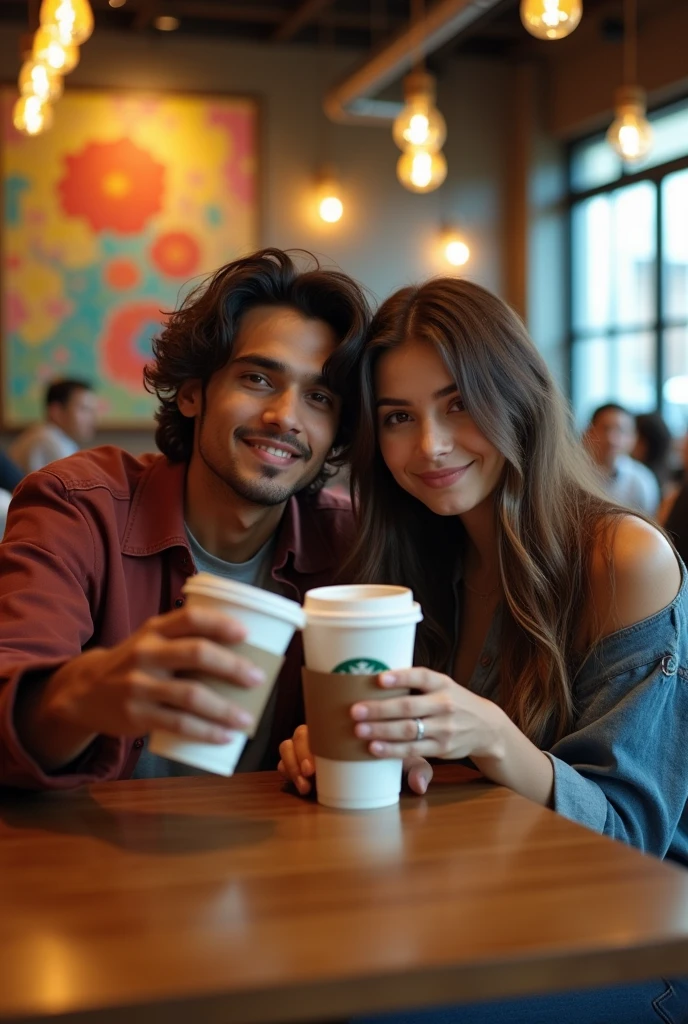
top-left (0, 0), bottom-right (673, 58)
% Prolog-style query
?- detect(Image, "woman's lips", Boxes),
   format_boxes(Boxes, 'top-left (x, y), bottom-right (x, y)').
top-left (415, 463), bottom-right (474, 488)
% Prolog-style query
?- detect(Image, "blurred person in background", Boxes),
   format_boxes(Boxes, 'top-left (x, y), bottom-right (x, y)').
top-left (584, 402), bottom-right (659, 515)
top-left (8, 379), bottom-right (98, 474)
top-left (632, 412), bottom-right (674, 495)
top-left (658, 428), bottom-right (688, 524)
top-left (0, 449), bottom-right (23, 541)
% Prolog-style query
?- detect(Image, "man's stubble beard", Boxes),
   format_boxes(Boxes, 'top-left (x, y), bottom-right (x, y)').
top-left (197, 422), bottom-right (326, 507)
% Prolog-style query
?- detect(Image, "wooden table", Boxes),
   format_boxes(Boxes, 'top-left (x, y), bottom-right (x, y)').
top-left (1, 767), bottom-right (688, 1024)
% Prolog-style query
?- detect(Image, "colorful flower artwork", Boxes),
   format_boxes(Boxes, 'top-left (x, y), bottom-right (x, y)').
top-left (1, 89), bottom-right (258, 426)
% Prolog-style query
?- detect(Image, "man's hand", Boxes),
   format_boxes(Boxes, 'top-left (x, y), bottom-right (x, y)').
top-left (278, 724), bottom-right (434, 796)
top-left (15, 605), bottom-right (265, 772)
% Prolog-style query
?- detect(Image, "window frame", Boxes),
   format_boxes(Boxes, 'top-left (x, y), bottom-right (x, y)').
top-left (567, 100), bottom-right (688, 427)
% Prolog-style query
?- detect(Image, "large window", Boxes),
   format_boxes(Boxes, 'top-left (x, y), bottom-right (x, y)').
top-left (569, 98), bottom-right (688, 433)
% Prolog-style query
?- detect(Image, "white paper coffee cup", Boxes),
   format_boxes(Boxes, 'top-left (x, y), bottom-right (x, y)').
top-left (148, 573), bottom-right (305, 776)
top-left (302, 584), bottom-right (422, 810)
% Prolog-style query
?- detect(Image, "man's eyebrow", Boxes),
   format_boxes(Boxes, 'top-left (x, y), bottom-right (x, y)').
top-left (231, 355), bottom-right (329, 389)
top-left (376, 383), bottom-right (459, 408)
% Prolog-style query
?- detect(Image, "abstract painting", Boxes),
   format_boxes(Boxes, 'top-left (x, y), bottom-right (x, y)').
top-left (1, 88), bottom-right (258, 426)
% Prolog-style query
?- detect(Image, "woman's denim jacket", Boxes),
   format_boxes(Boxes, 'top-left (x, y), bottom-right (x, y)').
top-left (460, 562), bottom-right (688, 864)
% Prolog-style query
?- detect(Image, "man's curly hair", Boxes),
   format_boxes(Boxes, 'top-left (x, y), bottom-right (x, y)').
top-left (144, 248), bottom-right (371, 494)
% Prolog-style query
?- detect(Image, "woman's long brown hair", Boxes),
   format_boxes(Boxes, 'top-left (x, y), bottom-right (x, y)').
top-left (348, 278), bottom-right (623, 749)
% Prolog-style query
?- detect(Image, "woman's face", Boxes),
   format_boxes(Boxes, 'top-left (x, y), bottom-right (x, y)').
top-left (375, 340), bottom-right (505, 517)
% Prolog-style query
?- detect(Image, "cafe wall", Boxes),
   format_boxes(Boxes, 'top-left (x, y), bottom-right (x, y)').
top-left (0, 25), bottom-right (508, 454)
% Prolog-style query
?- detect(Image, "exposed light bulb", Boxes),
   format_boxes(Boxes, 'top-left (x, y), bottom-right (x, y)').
top-left (13, 94), bottom-right (54, 136)
top-left (33, 25), bottom-right (80, 73)
top-left (397, 147), bottom-right (447, 193)
top-left (40, 0), bottom-right (94, 46)
top-left (316, 170), bottom-right (344, 223)
top-left (319, 195), bottom-right (343, 223)
top-left (607, 86), bottom-right (653, 162)
top-left (393, 71), bottom-right (447, 152)
top-left (18, 58), bottom-right (63, 103)
top-left (444, 237), bottom-right (470, 267)
top-left (520, 0), bottom-right (582, 40)
top-left (108, 0), bottom-right (127, 6)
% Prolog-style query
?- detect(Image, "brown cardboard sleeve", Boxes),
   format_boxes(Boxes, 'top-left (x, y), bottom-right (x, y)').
top-left (188, 642), bottom-right (284, 738)
top-left (302, 667), bottom-right (409, 761)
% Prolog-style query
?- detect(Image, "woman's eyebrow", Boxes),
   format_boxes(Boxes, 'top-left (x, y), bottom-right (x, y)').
top-left (376, 383), bottom-right (459, 408)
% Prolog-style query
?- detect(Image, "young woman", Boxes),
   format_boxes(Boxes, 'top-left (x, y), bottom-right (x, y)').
top-left (281, 277), bottom-right (686, 854)
top-left (278, 277), bottom-right (688, 1022)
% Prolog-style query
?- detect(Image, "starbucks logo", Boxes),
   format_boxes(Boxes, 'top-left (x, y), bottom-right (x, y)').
top-left (333, 658), bottom-right (390, 674)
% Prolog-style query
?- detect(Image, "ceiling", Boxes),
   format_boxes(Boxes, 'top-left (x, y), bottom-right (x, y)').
top-left (0, 0), bottom-right (675, 58)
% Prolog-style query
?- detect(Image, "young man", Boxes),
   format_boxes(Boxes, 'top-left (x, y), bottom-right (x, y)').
top-left (0, 249), bottom-right (369, 789)
top-left (583, 402), bottom-right (660, 515)
top-left (9, 379), bottom-right (99, 473)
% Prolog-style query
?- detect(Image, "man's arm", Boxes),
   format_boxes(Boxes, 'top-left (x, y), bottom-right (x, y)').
top-left (0, 474), bottom-right (265, 787)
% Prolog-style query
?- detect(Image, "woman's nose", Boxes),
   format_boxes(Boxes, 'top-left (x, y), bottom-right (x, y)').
top-left (418, 421), bottom-right (452, 459)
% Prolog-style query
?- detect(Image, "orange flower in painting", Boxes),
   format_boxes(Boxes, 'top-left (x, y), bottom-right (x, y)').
top-left (59, 138), bottom-right (165, 234)
top-left (150, 231), bottom-right (201, 278)
top-left (105, 258), bottom-right (140, 290)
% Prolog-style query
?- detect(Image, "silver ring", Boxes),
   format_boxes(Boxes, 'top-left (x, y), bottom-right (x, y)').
top-left (414, 717), bottom-right (425, 742)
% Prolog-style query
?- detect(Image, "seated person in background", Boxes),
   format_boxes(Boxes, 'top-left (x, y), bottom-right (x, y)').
top-left (0, 448), bottom-right (23, 493)
top-left (0, 451), bottom-right (23, 538)
top-left (280, 278), bottom-right (688, 1022)
top-left (8, 378), bottom-right (98, 473)
top-left (583, 402), bottom-right (660, 515)
top-left (0, 248), bottom-right (380, 790)
top-left (632, 411), bottom-right (674, 495)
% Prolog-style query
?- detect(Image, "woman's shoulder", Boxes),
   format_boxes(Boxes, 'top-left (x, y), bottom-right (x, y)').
top-left (587, 514), bottom-right (682, 639)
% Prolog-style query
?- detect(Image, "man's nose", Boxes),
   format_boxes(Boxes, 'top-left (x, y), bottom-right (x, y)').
top-left (262, 387), bottom-right (301, 432)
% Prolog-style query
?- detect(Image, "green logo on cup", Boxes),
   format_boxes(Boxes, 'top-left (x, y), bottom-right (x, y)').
top-left (332, 658), bottom-right (390, 674)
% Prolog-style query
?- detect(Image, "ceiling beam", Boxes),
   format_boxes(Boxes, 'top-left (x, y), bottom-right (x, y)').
top-left (273, 0), bottom-right (334, 42)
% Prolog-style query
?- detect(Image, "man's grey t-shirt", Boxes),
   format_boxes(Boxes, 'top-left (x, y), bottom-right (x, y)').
top-left (132, 526), bottom-right (289, 779)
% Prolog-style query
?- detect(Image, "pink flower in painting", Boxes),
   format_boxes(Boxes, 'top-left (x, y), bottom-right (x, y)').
top-left (150, 231), bottom-right (200, 278)
top-left (209, 107), bottom-right (255, 206)
top-left (59, 138), bottom-right (165, 234)
top-left (6, 293), bottom-right (27, 334)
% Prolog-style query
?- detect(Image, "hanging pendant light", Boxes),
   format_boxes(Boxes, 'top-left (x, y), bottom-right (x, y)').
top-left (39, 0), bottom-right (94, 46)
top-left (394, 0), bottom-right (448, 194)
top-left (18, 57), bottom-right (63, 103)
top-left (606, 0), bottom-right (652, 162)
top-left (397, 147), bottom-right (447, 194)
top-left (520, 0), bottom-right (582, 40)
top-left (33, 24), bottom-right (80, 73)
top-left (316, 167), bottom-right (344, 223)
top-left (13, 94), bottom-right (54, 136)
top-left (607, 86), bottom-right (652, 161)
top-left (393, 71), bottom-right (446, 153)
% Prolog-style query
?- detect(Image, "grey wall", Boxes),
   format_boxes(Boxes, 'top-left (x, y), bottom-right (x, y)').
top-left (0, 25), bottom-right (508, 454)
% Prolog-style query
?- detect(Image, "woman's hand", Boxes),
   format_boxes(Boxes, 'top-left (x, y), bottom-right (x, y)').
top-left (350, 669), bottom-right (506, 762)
top-left (278, 724), bottom-right (434, 796)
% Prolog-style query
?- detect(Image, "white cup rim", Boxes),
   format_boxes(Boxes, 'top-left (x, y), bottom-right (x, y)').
top-left (183, 572), bottom-right (306, 629)
top-left (304, 603), bottom-right (423, 629)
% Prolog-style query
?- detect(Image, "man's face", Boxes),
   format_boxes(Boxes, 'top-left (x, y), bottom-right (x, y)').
top-left (51, 388), bottom-right (98, 444)
top-left (587, 408), bottom-right (636, 470)
top-left (179, 306), bottom-right (341, 506)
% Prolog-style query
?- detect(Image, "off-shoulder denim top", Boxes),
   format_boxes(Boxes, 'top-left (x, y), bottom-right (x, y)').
top-left (455, 560), bottom-right (688, 864)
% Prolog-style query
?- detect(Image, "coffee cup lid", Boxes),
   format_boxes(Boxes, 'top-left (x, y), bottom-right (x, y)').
top-left (183, 573), bottom-right (306, 629)
top-left (304, 584), bottom-right (415, 619)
